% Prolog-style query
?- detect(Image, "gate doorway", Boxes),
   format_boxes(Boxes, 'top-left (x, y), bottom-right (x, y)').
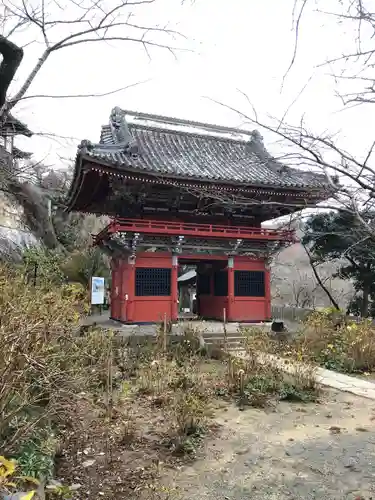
top-left (178, 257), bottom-right (228, 321)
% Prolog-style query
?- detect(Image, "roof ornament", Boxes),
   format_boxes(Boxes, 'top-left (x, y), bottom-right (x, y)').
top-left (247, 129), bottom-right (270, 164)
top-left (250, 130), bottom-right (264, 144)
top-left (277, 164), bottom-right (289, 175)
top-left (110, 106), bottom-right (139, 157)
top-left (248, 128), bottom-right (289, 174)
top-left (78, 139), bottom-right (94, 152)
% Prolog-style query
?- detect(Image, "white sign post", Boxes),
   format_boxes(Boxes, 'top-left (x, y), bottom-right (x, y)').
top-left (91, 277), bottom-right (105, 313)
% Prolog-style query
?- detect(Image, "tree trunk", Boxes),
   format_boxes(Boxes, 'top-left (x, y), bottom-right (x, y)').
top-left (1, 49), bottom-right (50, 118)
top-left (303, 244), bottom-right (341, 310)
top-left (362, 284), bottom-right (370, 318)
top-left (0, 36), bottom-right (24, 109)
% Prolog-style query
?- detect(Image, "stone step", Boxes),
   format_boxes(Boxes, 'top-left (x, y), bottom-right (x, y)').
top-left (204, 339), bottom-right (242, 345)
top-left (239, 323), bottom-right (272, 331)
top-left (174, 321), bottom-right (271, 335)
top-left (202, 332), bottom-right (244, 339)
top-left (204, 339), bottom-right (243, 346)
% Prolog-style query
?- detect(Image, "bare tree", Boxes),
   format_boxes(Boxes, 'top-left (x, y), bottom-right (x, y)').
top-left (0, 0), bottom-right (188, 249)
top-left (0, 0), bottom-right (187, 119)
top-left (203, 0), bottom-right (375, 312)
top-left (288, 0), bottom-right (375, 105)
top-left (271, 228), bottom-right (355, 310)
top-left (272, 268), bottom-right (317, 308)
top-left (0, 36), bottom-right (23, 109)
top-left (320, 0), bottom-right (375, 105)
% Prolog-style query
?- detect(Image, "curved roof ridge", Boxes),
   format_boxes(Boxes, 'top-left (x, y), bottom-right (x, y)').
top-left (73, 106), bottom-right (333, 191)
top-left (118, 107), bottom-right (257, 139)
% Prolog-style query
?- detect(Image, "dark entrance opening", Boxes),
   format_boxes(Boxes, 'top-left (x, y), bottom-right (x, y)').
top-left (178, 258), bottom-right (228, 321)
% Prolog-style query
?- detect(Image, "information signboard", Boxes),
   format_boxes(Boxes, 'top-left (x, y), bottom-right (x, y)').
top-left (91, 276), bottom-right (105, 305)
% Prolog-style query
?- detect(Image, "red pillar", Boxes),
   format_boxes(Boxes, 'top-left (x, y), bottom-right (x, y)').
top-left (119, 260), bottom-right (126, 322)
top-left (227, 256), bottom-right (234, 321)
top-left (171, 254), bottom-right (178, 322)
top-left (127, 256), bottom-right (136, 323)
top-left (264, 259), bottom-right (271, 321)
top-left (110, 258), bottom-right (118, 320)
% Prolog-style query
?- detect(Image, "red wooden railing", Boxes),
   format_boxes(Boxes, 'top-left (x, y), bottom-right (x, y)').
top-left (94, 218), bottom-right (295, 243)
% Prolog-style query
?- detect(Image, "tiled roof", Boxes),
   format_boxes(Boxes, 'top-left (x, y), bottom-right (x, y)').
top-left (0, 114), bottom-right (32, 137)
top-left (78, 108), bottom-right (330, 190)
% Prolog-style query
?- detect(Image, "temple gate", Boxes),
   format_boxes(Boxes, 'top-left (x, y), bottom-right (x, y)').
top-left (67, 108), bottom-right (331, 324)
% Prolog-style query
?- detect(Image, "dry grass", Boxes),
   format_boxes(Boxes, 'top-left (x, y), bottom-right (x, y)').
top-left (54, 327), bottom-right (322, 499)
top-left (0, 265), bottom-right (113, 457)
top-left (243, 312), bottom-right (375, 374)
top-left (0, 268), bottom-right (322, 500)
top-left (225, 351), bottom-right (320, 409)
top-left (56, 322), bottom-right (322, 498)
top-left (296, 312), bottom-right (375, 373)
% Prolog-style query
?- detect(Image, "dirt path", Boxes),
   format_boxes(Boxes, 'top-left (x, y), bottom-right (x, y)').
top-left (166, 391), bottom-right (375, 500)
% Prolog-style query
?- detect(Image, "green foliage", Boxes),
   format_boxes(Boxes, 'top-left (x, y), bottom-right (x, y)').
top-left (260, 311), bottom-right (375, 374)
top-left (22, 247), bottom-right (65, 285)
top-left (52, 212), bottom-right (87, 253)
top-left (318, 306), bottom-right (344, 316)
top-left (0, 455), bottom-right (40, 498)
top-left (302, 314), bottom-right (375, 373)
top-left (302, 211), bottom-right (375, 316)
top-left (21, 245), bottom-right (109, 291)
top-left (235, 361), bottom-right (319, 408)
top-left (278, 367), bottom-right (319, 403)
top-left (46, 480), bottom-right (81, 499)
top-left (61, 247), bottom-right (109, 287)
top-left (16, 442), bottom-right (55, 480)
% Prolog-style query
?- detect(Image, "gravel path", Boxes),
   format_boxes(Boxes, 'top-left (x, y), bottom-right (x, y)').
top-left (167, 391), bottom-right (375, 500)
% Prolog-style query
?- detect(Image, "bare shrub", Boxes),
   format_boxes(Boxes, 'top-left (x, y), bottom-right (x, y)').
top-left (248, 309), bottom-right (375, 373)
top-left (117, 414), bottom-right (137, 447)
top-left (205, 342), bottom-right (228, 361)
top-left (236, 330), bottom-right (321, 405)
top-left (168, 364), bottom-right (214, 457)
top-left (293, 312), bottom-right (375, 373)
top-left (242, 327), bottom-right (277, 355)
top-left (132, 336), bottom-right (217, 458)
top-left (0, 264), bottom-right (112, 454)
top-left (225, 356), bottom-right (281, 408)
top-left (172, 391), bottom-right (207, 436)
top-left (167, 324), bottom-right (203, 362)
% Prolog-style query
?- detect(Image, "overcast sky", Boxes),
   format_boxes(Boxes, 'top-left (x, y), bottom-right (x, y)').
top-left (5, 0), bottom-right (374, 168)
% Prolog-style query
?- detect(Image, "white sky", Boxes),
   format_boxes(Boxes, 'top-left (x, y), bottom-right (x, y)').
top-left (5, 0), bottom-right (374, 168)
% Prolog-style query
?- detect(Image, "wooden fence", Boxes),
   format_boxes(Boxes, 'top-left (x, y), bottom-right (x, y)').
top-left (271, 305), bottom-right (313, 323)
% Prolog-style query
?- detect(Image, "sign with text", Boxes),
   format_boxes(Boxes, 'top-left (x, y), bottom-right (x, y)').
top-left (91, 277), bottom-right (105, 305)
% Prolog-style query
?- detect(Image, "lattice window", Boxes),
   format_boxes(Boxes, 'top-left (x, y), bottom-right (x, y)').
top-left (197, 273), bottom-right (211, 295)
top-left (214, 270), bottom-right (228, 297)
top-left (135, 268), bottom-right (171, 296)
top-left (234, 271), bottom-right (265, 297)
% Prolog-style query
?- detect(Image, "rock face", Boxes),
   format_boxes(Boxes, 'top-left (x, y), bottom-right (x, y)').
top-left (0, 225), bottom-right (36, 260)
top-left (0, 193), bottom-right (36, 260)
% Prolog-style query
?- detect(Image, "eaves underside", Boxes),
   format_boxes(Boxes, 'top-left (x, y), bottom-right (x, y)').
top-left (78, 154), bottom-right (331, 197)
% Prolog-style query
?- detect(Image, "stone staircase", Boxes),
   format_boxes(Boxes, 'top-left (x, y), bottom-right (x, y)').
top-left (86, 316), bottom-right (272, 348)
top-left (200, 322), bottom-right (272, 352)
top-left (201, 331), bottom-right (244, 351)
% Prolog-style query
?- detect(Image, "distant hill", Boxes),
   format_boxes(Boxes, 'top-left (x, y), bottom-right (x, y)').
top-left (265, 217), bottom-right (354, 309)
